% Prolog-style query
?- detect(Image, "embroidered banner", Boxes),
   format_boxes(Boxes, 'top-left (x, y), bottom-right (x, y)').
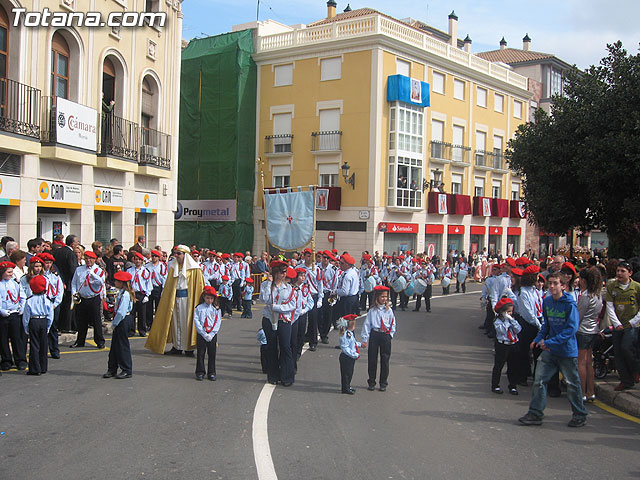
top-left (265, 188), bottom-right (315, 251)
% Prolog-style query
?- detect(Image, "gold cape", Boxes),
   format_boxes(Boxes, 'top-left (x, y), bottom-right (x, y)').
top-left (144, 264), bottom-right (205, 354)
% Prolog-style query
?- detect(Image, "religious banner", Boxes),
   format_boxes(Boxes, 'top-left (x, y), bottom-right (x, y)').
top-left (316, 188), bottom-right (328, 211)
top-left (482, 197), bottom-right (492, 216)
top-left (265, 187), bottom-right (315, 251)
top-left (438, 193), bottom-right (447, 214)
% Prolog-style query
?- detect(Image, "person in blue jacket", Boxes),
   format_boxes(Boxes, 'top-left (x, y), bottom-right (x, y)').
top-left (103, 271), bottom-right (135, 379)
top-left (519, 272), bottom-right (587, 427)
top-left (23, 275), bottom-right (54, 375)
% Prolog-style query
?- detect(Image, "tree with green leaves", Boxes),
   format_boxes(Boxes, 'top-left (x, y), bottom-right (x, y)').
top-left (507, 42), bottom-right (640, 257)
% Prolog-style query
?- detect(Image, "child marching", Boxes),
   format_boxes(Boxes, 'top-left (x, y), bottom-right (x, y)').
top-left (104, 271), bottom-right (135, 379)
top-left (23, 275), bottom-right (54, 375)
top-left (491, 297), bottom-right (522, 395)
top-left (339, 313), bottom-right (363, 394)
top-left (193, 286), bottom-right (221, 381)
top-left (361, 285), bottom-right (396, 392)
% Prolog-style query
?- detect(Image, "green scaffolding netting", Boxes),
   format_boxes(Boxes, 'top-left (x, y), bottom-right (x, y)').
top-left (175, 29), bottom-right (256, 251)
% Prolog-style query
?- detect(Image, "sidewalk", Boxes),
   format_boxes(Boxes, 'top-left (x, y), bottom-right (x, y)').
top-left (595, 377), bottom-right (640, 418)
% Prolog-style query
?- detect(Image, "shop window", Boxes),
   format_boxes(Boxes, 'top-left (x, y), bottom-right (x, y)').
top-left (95, 210), bottom-right (112, 245)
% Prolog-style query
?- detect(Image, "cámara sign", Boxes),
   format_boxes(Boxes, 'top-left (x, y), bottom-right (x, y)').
top-left (55, 98), bottom-right (97, 151)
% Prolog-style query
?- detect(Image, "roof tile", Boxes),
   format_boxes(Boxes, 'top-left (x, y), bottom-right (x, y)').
top-left (476, 48), bottom-right (554, 64)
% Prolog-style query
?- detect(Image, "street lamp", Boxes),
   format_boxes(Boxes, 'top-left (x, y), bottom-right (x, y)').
top-left (341, 161), bottom-right (355, 189)
top-left (423, 168), bottom-right (445, 192)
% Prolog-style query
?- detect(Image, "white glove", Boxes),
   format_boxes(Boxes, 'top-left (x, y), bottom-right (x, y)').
top-left (271, 322), bottom-right (278, 331)
top-left (630, 317), bottom-right (640, 328)
top-left (0, 309), bottom-right (9, 317)
top-left (142, 296), bottom-right (149, 304)
top-left (316, 300), bottom-right (322, 309)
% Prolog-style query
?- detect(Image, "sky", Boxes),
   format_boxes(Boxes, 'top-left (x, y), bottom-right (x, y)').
top-left (182, 0), bottom-right (640, 69)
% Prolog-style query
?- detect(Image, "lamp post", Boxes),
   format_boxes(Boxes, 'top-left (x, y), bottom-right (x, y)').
top-left (423, 168), bottom-right (445, 192)
top-left (341, 161), bottom-right (355, 189)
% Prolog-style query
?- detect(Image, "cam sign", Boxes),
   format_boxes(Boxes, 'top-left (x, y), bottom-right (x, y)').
top-left (55, 97), bottom-right (97, 151)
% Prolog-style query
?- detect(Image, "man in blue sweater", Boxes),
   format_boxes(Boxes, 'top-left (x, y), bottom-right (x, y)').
top-left (519, 272), bottom-right (587, 427)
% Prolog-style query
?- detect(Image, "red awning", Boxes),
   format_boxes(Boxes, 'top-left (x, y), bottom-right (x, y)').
top-left (448, 225), bottom-right (465, 235)
top-left (507, 227), bottom-right (521, 236)
top-left (470, 226), bottom-right (486, 235)
top-left (425, 224), bottom-right (445, 234)
top-left (488, 226), bottom-right (503, 235)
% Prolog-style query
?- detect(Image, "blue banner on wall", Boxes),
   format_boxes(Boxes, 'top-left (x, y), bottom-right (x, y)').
top-left (387, 74), bottom-right (430, 107)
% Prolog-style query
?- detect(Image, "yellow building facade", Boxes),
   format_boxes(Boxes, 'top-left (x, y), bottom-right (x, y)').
top-left (0, 0), bottom-right (182, 249)
top-left (252, 7), bottom-right (531, 257)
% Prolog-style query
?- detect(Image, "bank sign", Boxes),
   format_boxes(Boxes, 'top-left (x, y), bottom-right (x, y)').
top-left (38, 180), bottom-right (82, 209)
top-left (55, 97), bottom-right (97, 151)
top-left (94, 187), bottom-right (123, 211)
top-left (175, 200), bottom-right (236, 222)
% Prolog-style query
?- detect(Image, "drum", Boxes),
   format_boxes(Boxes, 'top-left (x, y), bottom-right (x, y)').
top-left (403, 280), bottom-right (415, 297)
top-left (414, 278), bottom-right (428, 295)
top-left (458, 269), bottom-right (468, 284)
top-left (441, 276), bottom-right (451, 288)
top-left (391, 276), bottom-right (407, 293)
top-left (364, 276), bottom-right (376, 293)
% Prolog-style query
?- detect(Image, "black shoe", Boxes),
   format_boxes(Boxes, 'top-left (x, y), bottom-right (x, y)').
top-left (367, 384), bottom-right (376, 391)
top-left (70, 342), bottom-right (84, 348)
top-left (165, 347), bottom-right (182, 355)
top-left (349, 387), bottom-right (356, 393)
top-left (379, 386), bottom-right (387, 392)
top-left (115, 372), bottom-right (132, 379)
top-left (128, 332), bottom-right (135, 337)
top-left (96, 344), bottom-right (106, 349)
top-left (413, 308), bottom-right (420, 312)
top-left (281, 382), bottom-right (292, 387)
top-left (26, 371), bottom-right (41, 376)
top-left (486, 334), bottom-right (495, 339)
top-left (342, 389), bottom-right (355, 395)
top-left (334, 345), bottom-right (341, 349)
top-left (426, 309), bottom-right (431, 312)
top-left (184, 350), bottom-right (195, 357)
top-left (309, 345), bottom-right (317, 352)
top-left (567, 417), bottom-right (586, 428)
top-left (17, 364), bottom-right (27, 371)
top-left (509, 387), bottom-right (519, 396)
top-left (321, 337), bottom-right (329, 344)
top-left (196, 375), bottom-right (204, 381)
top-left (518, 413), bottom-right (543, 426)
top-left (208, 375), bottom-right (216, 381)
top-left (492, 387), bottom-right (504, 394)
top-left (139, 332), bottom-right (147, 337)
top-left (50, 353), bottom-right (61, 359)
top-left (103, 371), bottom-right (116, 378)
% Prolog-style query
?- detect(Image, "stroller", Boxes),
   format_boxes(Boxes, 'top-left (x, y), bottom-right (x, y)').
top-left (592, 326), bottom-right (615, 379)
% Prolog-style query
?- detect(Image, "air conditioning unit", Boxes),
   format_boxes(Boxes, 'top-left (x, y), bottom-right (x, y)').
top-left (140, 145), bottom-right (159, 157)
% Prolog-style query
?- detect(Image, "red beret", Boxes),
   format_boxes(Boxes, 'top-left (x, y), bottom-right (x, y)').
top-left (515, 257), bottom-right (530, 266)
top-left (343, 314), bottom-right (358, 321)
top-left (295, 267), bottom-right (306, 274)
top-left (398, 255), bottom-right (405, 261)
top-left (505, 258), bottom-right (516, 267)
top-left (151, 250), bottom-right (162, 257)
top-left (303, 248), bottom-right (313, 255)
top-left (0, 261), bottom-right (16, 269)
top-left (133, 251), bottom-right (145, 261)
top-left (538, 273), bottom-right (546, 283)
top-left (29, 275), bottom-right (47, 294)
top-left (221, 253), bottom-right (230, 259)
top-left (191, 250), bottom-right (200, 255)
top-left (511, 268), bottom-right (523, 276)
top-left (84, 251), bottom-right (97, 259)
top-left (269, 260), bottom-right (287, 269)
top-left (494, 297), bottom-right (514, 312)
top-left (234, 252), bottom-right (244, 258)
top-left (332, 249), bottom-right (338, 254)
top-left (39, 252), bottom-right (55, 262)
top-left (203, 286), bottom-right (217, 296)
top-left (374, 285), bottom-right (389, 292)
top-left (323, 250), bottom-right (336, 261)
top-left (561, 262), bottom-right (577, 275)
top-left (114, 271), bottom-right (132, 282)
top-left (362, 254), bottom-right (372, 261)
top-left (341, 253), bottom-right (355, 265)
top-left (286, 267), bottom-right (297, 279)
top-left (221, 275), bottom-right (229, 281)
top-left (523, 265), bottom-right (540, 275)
top-left (29, 256), bottom-right (43, 264)
top-left (245, 277), bottom-right (254, 283)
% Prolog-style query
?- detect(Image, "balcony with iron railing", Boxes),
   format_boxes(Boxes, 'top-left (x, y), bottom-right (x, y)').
top-left (475, 150), bottom-right (506, 172)
top-left (0, 77), bottom-right (40, 139)
top-left (98, 112), bottom-right (139, 162)
top-left (451, 144), bottom-right (471, 165)
top-left (311, 130), bottom-right (342, 152)
top-left (430, 140), bottom-right (452, 163)
top-left (139, 127), bottom-right (171, 169)
top-left (265, 134), bottom-right (293, 155)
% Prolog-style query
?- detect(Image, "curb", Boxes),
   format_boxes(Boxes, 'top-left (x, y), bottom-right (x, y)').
top-left (595, 379), bottom-right (640, 418)
top-left (58, 322), bottom-right (114, 345)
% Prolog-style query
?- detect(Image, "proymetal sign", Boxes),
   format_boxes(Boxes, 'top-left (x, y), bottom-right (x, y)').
top-left (175, 200), bottom-right (237, 222)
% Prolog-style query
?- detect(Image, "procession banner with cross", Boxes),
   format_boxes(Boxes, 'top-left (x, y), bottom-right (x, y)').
top-left (264, 186), bottom-right (316, 251)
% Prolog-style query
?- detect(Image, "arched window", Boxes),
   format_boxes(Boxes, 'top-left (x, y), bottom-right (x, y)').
top-left (141, 76), bottom-right (154, 143)
top-left (51, 32), bottom-right (70, 98)
top-left (0, 5), bottom-right (9, 79)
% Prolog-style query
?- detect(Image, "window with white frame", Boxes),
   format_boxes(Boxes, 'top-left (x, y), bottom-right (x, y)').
top-left (432, 71), bottom-right (445, 94)
top-left (396, 58), bottom-right (411, 77)
top-left (274, 64), bottom-right (293, 86)
top-left (430, 119), bottom-right (444, 159)
top-left (493, 135), bottom-right (503, 168)
top-left (320, 57), bottom-right (341, 81)
top-left (451, 173), bottom-right (462, 195)
top-left (388, 156), bottom-right (423, 208)
top-left (492, 179), bottom-right (502, 198)
top-left (477, 87), bottom-right (487, 108)
top-left (453, 79), bottom-right (465, 100)
top-left (318, 108), bottom-right (340, 150)
top-left (511, 183), bottom-right (521, 200)
top-left (272, 165), bottom-right (290, 188)
top-left (452, 125), bottom-right (465, 162)
top-left (319, 164), bottom-right (339, 187)
top-left (476, 130), bottom-right (487, 160)
top-left (529, 101), bottom-right (537, 122)
top-left (514, 100), bottom-right (522, 118)
top-left (272, 113), bottom-right (292, 153)
top-left (389, 102), bottom-right (423, 154)
top-left (474, 177), bottom-right (484, 197)
top-left (495, 93), bottom-right (504, 113)
top-left (551, 69), bottom-right (563, 96)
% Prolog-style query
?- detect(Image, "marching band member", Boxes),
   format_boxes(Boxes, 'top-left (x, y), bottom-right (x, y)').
top-left (127, 252), bottom-right (152, 337)
top-left (359, 254), bottom-right (380, 312)
top-left (241, 278), bottom-right (254, 318)
top-left (441, 261), bottom-right (452, 295)
top-left (23, 275), bottom-right (54, 376)
top-left (455, 258), bottom-right (469, 293)
top-left (515, 265), bottom-right (544, 386)
top-left (387, 257), bottom-right (402, 310)
top-left (398, 256), bottom-right (412, 311)
top-left (414, 259), bottom-right (435, 313)
top-left (193, 286), bottom-right (221, 381)
top-left (260, 260), bottom-right (297, 386)
top-left (104, 271), bottom-right (135, 379)
top-left (0, 261), bottom-right (27, 371)
top-left (361, 286), bottom-right (396, 392)
top-left (41, 252), bottom-right (63, 358)
top-left (292, 267), bottom-right (312, 368)
top-left (319, 250), bottom-right (338, 343)
top-left (232, 253), bottom-right (250, 312)
top-left (302, 248), bottom-right (323, 352)
top-left (146, 250), bottom-right (167, 330)
top-left (335, 254), bottom-right (359, 319)
top-left (338, 313), bottom-right (363, 394)
top-left (70, 251), bottom-right (106, 349)
top-left (218, 275), bottom-right (233, 317)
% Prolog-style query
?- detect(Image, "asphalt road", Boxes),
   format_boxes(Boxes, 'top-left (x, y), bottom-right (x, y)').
top-left (1, 284), bottom-right (639, 480)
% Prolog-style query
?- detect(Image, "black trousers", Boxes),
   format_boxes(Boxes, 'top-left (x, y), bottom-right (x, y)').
top-left (295, 314), bottom-right (307, 360)
top-left (359, 292), bottom-right (374, 311)
top-left (58, 289), bottom-right (74, 332)
top-left (260, 344), bottom-right (268, 373)
top-left (337, 295), bottom-right (358, 319)
top-left (390, 289), bottom-right (398, 309)
top-left (75, 295), bottom-right (104, 347)
top-left (28, 317), bottom-right (49, 374)
top-left (232, 279), bottom-right (242, 310)
top-left (146, 285), bottom-right (163, 329)
top-left (305, 294), bottom-right (319, 347)
top-left (492, 341), bottom-right (517, 389)
top-left (48, 305), bottom-right (60, 356)
top-left (483, 302), bottom-right (496, 335)
top-left (242, 299), bottom-right (252, 318)
top-left (319, 293), bottom-right (333, 339)
top-left (415, 285), bottom-right (432, 311)
top-left (0, 312), bottom-right (27, 369)
top-left (108, 315), bottom-right (132, 375)
top-left (399, 292), bottom-right (409, 309)
top-left (262, 316), bottom-right (294, 385)
top-left (368, 330), bottom-right (391, 387)
top-left (339, 352), bottom-right (356, 392)
top-left (220, 297), bottom-right (233, 316)
top-left (613, 328), bottom-right (640, 387)
top-left (130, 292), bottom-right (147, 335)
top-left (196, 333), bottom-right (217, 376)
top-left (514, 320), bottom-right (538, 383)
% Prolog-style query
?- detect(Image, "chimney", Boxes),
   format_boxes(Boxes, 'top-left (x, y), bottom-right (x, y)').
top-left (327, 0), bottom-right (337, 18)
top-left (499, 37), bottom-right (507, 50)
top-left (523, 33), bottom-right (531, 51)
top-left (448, 11), bottom-right (458, 47)
top-left (344, 3), bottom-right (352, 12)
top-left (463, 34), bottom-right (472, 53)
